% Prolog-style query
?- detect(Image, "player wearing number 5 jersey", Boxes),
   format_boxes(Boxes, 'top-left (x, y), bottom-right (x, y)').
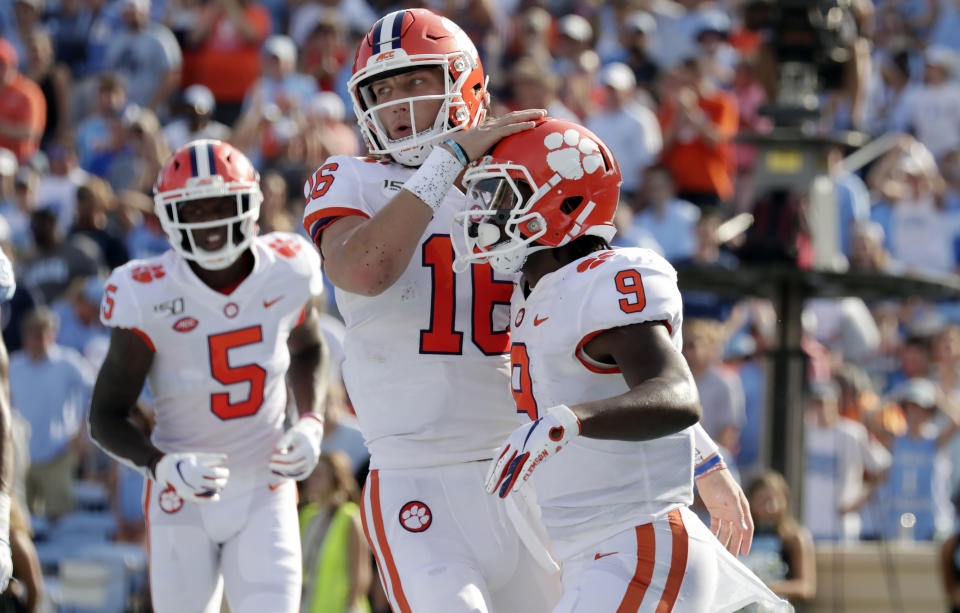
top-left (453, 118), bottom-right (789, 612)
top-left (302, 8), bottom-right (560, 613)
top-left (89, 139), bottom-right (328, 613)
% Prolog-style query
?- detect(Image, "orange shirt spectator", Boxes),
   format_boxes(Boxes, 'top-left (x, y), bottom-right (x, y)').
top-left (659, 59), bottom-right (738, 207)
top-left (0, 39), bottom-right (46, 164)
top-left (186, 0), bottom-right (270, 121)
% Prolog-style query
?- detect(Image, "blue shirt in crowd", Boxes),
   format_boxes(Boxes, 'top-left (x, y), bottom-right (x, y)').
top-left (9, 345), bottom-right (94, 465)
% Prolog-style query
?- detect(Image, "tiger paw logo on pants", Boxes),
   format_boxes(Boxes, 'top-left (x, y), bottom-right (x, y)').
top-left (544, 129), bottom-right (605, 180)
top-left (399, 500), bottom-right (432, 532)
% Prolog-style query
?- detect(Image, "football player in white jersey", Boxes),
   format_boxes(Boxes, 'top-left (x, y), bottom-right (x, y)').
top-left (89, 139), bottom-right (328, 613)
top-left (302, 8), bottom-right (561, 613)
top-left (452, 118), bottom-right (790, 612)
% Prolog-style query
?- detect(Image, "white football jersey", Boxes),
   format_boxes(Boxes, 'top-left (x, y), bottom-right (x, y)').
top-left (509, 247), bottom-right (695, 560)
top-left (303, 155), bottom-right (518, 469)
top-left (100, 233), bottom-right (324, 477)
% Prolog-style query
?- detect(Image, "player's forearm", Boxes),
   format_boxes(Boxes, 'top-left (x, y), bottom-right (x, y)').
top-left (289, 341), bottom-right (327, 418)
top-left (571, 376), bottom-right (700, 441)
top-left (323, 192), bottom-right (434, 295)
top-left (89, 408), bottom-right (164, 474)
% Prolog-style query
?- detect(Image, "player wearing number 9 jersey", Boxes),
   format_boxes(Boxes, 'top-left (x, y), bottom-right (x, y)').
top-left (89, 139), bottom-right (328, 613)
top-left (453, 118), bottom-right (789, 612)
top-left (302, 8), bottom-right (561, 613)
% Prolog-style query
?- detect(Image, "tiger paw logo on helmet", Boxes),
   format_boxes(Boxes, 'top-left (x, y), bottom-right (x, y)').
top-left (399, 500), bottom-right (432, 532)
top-left (544, 129), bottom-right (605, 180)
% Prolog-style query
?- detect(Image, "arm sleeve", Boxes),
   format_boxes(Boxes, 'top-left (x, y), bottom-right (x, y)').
top-left (301, 157), bottom-right (374, 248)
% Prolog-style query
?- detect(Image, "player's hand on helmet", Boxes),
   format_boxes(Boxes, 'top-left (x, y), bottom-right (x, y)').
top-left (484, 405), bottom-right (580, 499)
top-left (269, 414), bottom-right (324, 481)
top-left (446, 108), bottom-right (546, 163)
top-left (696, 462), bottom-right (753, 556)
top-left (152, 452), bottom-right (230, 504)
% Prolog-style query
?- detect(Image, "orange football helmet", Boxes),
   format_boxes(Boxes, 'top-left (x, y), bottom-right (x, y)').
top-left (349, 8), bottom-right (487, 166)
top-left (452, 118), bottom-right (622, 274)
top-left (153, 139), bottom-right (262, 270)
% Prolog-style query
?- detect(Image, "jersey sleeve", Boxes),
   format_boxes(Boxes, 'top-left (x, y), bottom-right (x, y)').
top-left (100, 265), bottom-right (145, 332)
top-left (301, 156), bottom-right (374, 249)
top-left (576, 249), bottom-right (683, 343)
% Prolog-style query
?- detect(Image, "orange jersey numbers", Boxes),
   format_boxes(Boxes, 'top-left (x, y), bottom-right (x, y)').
top-left (420, 234), bottom-right (512, 355)
top-left (614, 269), bottom-right (646, 314)
top-left (208, 326), bottom-right (267, 420)
top-left (308, 162), bottom-right (339, 200)
top-left (510, 343), bottom-right (538, 421)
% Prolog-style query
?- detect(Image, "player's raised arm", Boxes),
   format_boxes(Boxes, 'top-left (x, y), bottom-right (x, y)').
top-left (318, 110), bottom-right (543, 296)
top-left (268, 301), bottom-right (329, 482)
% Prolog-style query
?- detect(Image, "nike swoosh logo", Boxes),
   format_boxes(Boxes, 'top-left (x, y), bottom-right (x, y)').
top-left (533, 315), bottom-right (548, 326)
top-left (268, 481), bottom-right (286, 491)
top-left (594, 552), bottom-right (618, 560)
top-left (263, 296), bottom-right (283, 308)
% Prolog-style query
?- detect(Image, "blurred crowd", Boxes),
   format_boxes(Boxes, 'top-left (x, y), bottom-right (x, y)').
top-left (3, 0), bottom-right (960, 610)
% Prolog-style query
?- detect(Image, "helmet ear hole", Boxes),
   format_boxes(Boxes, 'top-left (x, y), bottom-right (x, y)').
top-left (560, 196), bottom-right (583, 215)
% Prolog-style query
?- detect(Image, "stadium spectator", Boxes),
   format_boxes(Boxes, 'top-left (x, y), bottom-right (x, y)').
top-left (161, 84), bottom-right (230, 151)
top-left (297, 10), bottom-right (350, 94)
top-left (185, 0), bottom-right (271, 126)
top-left (243, 35), bottom-right (317, 114)
top-left (658, 56), bottom-right (738, 210)
top-left (611, 11), bottom-right (661, 92)
top-left (298, 451), bottom-right (371, 613)
top-left (803, 380), bottom-right (891, 541)
top-left (742, 471), bottom-right (817, 605)
top-left (35, 139), bottom-right (89, 234)
top-left (301, 91), bottom-right (360, 167)
top-left (586, 62), bottom-right (662, 201)
top-left (0, 39), bottom-right (45, 164)
top-left (683, 317), bottom-right (746, 473)
top-left (552, 14), bottom-right (594, 78)
top-left (23, 29), bottom-right (69, 149)
top-left (901, 45), bottom-right (960, 159)
top-left (9, 306), bottom-right (94, 519)
top-left (70, 177), bottom-right (130, 270)
top-left (104, 0), bottom-right (183, 112)
top-left (504, 57), bottom-right (577, 121)
top-left (865, 378), bottom-right (959, 541)
top-left (74, 73), bottom-right (127, 173)
top-left (3, 0), bottom-right (44, 73)
top-left (501, 7), bottom-right (553, 81)
top-left (619, 164), bottom-right (699, 261)
top-left (21, 207), bottom-right (102, 303)
top-left (50, 274), bottom-right (109, 362)
top-left (673, 208), bottom-right (740, 323)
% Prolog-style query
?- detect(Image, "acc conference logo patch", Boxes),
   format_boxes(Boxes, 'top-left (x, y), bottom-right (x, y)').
top-left (399, 500), bottom-right (432, 532)
top-left (159, 485), bottom-right (184, 514)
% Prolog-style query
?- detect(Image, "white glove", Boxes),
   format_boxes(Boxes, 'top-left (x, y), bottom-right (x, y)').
top-left (0, 493), bottom-right (11, 592)
top-left (269, 414), bottom-right (324, 480)
top-left (484, 405), bottom-right (580, 499)
top-left (153, 452), bottom-right (229, 504)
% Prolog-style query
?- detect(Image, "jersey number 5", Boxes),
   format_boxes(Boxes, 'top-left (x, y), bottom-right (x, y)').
top-left (420, 235), bottom-right (512, 355)
top-left (208, 326), bottom-right (266, 420)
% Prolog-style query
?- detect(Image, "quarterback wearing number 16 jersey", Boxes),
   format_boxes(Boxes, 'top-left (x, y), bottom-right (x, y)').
top-left (301, 8), bottom-right (561, 613)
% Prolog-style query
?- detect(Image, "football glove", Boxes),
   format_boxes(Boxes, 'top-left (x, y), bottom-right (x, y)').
top-left (484, 405), bottom-right (580, 499)
top-left (269, 414), bottom-right (324, 480)
top-left (153, 452), bottom-right (230, 504)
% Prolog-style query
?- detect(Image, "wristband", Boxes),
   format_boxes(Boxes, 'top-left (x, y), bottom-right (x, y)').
top-left (403, 146), bottom-right (463, 213)
top-left (443, 138), bottom-right (470, 167)
top-left (694, 453), bottom-right (726, 478)
top-left (691, 422), bottom-right (720, 465)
